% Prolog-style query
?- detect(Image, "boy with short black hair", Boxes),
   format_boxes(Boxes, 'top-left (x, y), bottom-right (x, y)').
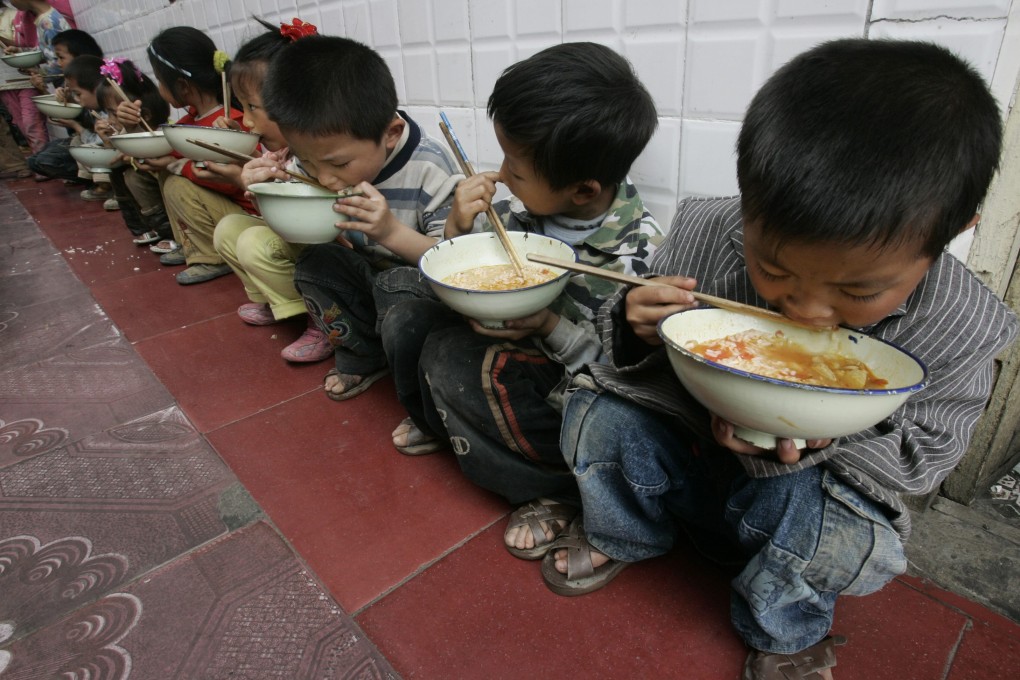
top-left (551, 39), bottom-right (1017, 679)
top-left (380, 42), bottom-right (662, 557)
top-left (259, 34), bottom-right (462, 399)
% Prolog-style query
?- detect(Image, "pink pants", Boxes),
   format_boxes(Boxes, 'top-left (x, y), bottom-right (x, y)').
top-left (1, 88), bottom-right (49, 154)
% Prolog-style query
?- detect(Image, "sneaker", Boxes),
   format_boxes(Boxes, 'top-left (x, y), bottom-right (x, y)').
top-left (176, 263), bottom-right (232, 285)
top-left (150, 239), bottom-right (179, 254)
top-left (132, 230), bottom-right (162, 245)
top-left (103, 198), bottom-right (120, 211)
top-left (237, 302), bottom-right (277, 326)
top-left (80, 186), bottom-right (111, 201)
top-left (159, 249), bottom-right (186, 266)
top-left (281, 325), bottom-right (333, 363)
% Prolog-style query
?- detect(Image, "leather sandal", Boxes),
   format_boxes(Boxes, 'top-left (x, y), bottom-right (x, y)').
top-left (322, 367), bottom-right (388, 402)
top-left (743, 635), bottom-right (847, 680)
top-left (540, 516), bottom-right (628, 596)
top-left (504, 500), bottom-right (577, 560)
top-left (392, 417), bottom-right (444, 456)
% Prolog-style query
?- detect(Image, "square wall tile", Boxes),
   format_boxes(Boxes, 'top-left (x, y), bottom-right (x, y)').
top-left (434, 0), bottom-right (471, 42)
top-left (402, 46), bottom-right (439, 104)
top-left (872, 0), bottom-right (1011, 20)
top-left (469, 0), bottom-right (515, 40)
top-left (678, 119), bottom-right (740, 199)
top-left (369, 0), bottom-right (400, 47)
top-left (471, 42), bottom-right (515, 105)
top-left (517, 0), bottom-right (563, 37)
top-left (690, 0), bottom-right (768, 23)
top-left (777, 0), bottom-right (870, 19)
top-left (564, 0), bottom-right (620, 33)
top-left (685, 31), bottom-right (761, 119)
top-left (870, 17), bottom-right (1007, 84)
top-left (626, 0), bottom-right (688, 28)
top-left (343, 1), bottom-right (373, 44)
top-left (436, 45), bottom-right (474, 105)
top-left (631, 117), bottom-right (682, 200)
top-left (398, 0), bottom-right (432, 44)
top-left (626, 34), bottom-right (686, 116)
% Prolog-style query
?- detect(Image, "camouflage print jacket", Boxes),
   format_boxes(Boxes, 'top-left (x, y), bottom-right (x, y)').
top-left (479, 177), bottom-right (663, 377)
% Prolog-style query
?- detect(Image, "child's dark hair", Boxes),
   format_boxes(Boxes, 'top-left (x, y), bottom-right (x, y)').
top-left (96, 59), bottom-right (170, 127)
top-left (63, 55), bottom-right (103, 91)
top-left (487, 42), bottom-right (657, 190)
top-left (147, 26), bottom-right (221, 103)
top-left (227, 17), bottom-right (290, 100)
top-left (262, 35), bottom-right (396, 141)
top-left (737, 39), bottom-right (1002, 259)
top-left (52, 29), bottom-right (103, 58)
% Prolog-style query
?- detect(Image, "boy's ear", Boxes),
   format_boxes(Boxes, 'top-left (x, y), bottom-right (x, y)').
top-left (960, 213), bottom-right (981, 234)
top-left (382, 115), bottom-right (406, 151)
top-left (570, 179), bottom-right (603, 206)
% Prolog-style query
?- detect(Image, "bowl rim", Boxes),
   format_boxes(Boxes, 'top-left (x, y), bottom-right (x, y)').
top-left (111, 130), bottom-right (166, 139)
top-left (657, 308), bottom-right (929, 396)
top-left (246, 180), bottom-right (339, 198)
top-left (419, 232), bottom-right (577, 295)
top-left (31, 96), bottom-right (82, 107)
top-left (160, 123), bottom-right (261, 139)
top-left (2, 49), bottom-right (43, 60)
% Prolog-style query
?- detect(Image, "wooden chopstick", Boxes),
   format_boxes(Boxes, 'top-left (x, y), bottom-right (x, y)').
top-left (221, 71), bottom-right (231, 120)
top-left (438, 112), bottom-right (525, 278)
top-left (184, 137), bottom-right (362, 196)
top-left (106, 77), bottom-right (155, 134)
top-left (527, 253), bottom-right (828, 331)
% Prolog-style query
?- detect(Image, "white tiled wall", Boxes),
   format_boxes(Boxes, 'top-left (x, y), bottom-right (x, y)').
top-left (69, 0), bottom-right (1018, 230)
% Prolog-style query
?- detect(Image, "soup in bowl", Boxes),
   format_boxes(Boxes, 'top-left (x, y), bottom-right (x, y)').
top-left (419, 231), bottom-right (576, 328)
top-left (658, 308), bottom-right (927, 449)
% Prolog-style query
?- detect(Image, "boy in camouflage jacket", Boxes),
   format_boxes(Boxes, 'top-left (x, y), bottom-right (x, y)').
top-left (380, 42), bottom-right (662, 560)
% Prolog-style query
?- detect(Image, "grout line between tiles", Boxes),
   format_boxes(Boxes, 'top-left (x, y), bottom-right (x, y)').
top-left (939, 619), bottom-right (972, 680)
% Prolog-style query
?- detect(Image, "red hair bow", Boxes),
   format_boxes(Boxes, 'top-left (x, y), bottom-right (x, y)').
top-left (280, 18), bottom-right (317, 42)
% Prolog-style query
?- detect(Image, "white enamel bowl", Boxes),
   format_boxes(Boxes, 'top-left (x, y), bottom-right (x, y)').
top-left (32, 94), bottom-right (83, 120)
top-left (248, 181), bottom-right (348, 244)
top-left (658, 308), bottom-right (927, 448)
top-left (419, 231), bottom-right (576, 327)
top-left (161, 124), bottom-right (260, 162)
top-left (109, 131), bottom-right (173, 159)
top-left (1, 50), bottom-right (44, 68)
top-left (68, 145), bottom-right (122, 172)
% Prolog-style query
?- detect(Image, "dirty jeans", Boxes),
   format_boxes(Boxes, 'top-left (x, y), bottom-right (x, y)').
top-left (561, 387), bottom-right (907, 654)
top-left (411, 314), bottom-right (577, 505)
top-left (295, 253), bottom-right (432, 376)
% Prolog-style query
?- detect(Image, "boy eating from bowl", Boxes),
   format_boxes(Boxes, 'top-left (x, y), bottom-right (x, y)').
top-left (258, 34), bottom-right (461, 399)
top-left (548, 39), bottom-right (1018, 679)
top-left (379, 42), bottom-right (663, 557)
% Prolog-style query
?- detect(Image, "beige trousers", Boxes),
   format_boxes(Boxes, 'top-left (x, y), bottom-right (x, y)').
top-left (123, 167), bottom-right (163, 215)
top-left (161, 173), bottom-right (244, 265)
top-left (213, 213), bottom-right (307, 319)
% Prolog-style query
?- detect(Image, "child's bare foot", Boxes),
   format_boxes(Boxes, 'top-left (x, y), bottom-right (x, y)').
top-left (322, 367), bottom-right (388, 402)
top-left (551, 544), bottom-right (611, 574)
top-left (503, 499), bottom-right (576, 559)
top-left (390, 417), bottom-right (444, 455)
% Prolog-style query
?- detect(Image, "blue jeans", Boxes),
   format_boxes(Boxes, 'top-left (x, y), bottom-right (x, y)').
top-left (562, 388), bottom-right (907, 654)
top-left (26, 138), bottom-right (82, 182)
top-left (294, 251), bottom-right (431, 376)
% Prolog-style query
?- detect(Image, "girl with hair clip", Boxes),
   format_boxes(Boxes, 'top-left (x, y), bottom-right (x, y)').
top-left (211, 17), bottom-right (332, 362)
top-left (132, 26), bottom-right (251, 285)
top-left (94, 57), bottom-right (172, 245)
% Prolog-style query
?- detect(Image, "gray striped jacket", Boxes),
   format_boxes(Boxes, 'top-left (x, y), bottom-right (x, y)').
top-left (588, 196), bottom-right (1018, 539)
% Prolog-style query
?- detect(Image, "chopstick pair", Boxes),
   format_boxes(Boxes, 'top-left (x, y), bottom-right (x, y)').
top-left (105, 77), bottom-right (156, 134)
top-left (184, 136), bottom-right (362, 197)
top-left (526, 253), bottom-right (827, 331)
top-left (438, 112), bottom-right (526, 279)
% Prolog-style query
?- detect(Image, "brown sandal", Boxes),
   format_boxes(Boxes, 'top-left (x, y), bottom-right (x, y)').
top-left (743, 635), bottom-right (847, 680)
top-left (539, 517), bottom-right (628, 596)
top-left (322, 367), bottom-right (388, 402)
top-left (504, 500), bottom-right (576, 560)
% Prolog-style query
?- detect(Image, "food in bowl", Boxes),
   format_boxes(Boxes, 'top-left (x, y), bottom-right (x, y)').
top-left (109, 131), bottom-right (173, 159)
top-left (419, 231), bottom-right (576, 328)
top-left (161, 124), bottom-right (260, 162)
top-left (442, 263), bottom-right (558, 291)
top-left (685, 329), bottom-right (888, 390)
top-left (247, 181), bottom-right (348, 244)
top-left (1, 50), bottom-right (44, 68)
top-left (658, 308), bottom-right (927, 448)
top-left (32, 94), bottom-right (83, 120)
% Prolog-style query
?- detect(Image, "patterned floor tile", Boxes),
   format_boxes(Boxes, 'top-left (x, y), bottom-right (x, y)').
top-left (0, 237), bottom-right (82, 310)
top-left (0, 522), bottom-right (396, 679)
top-left (0, 337), bottom-right (175, 466)
top-left (0, 406), bottom-right (257, 643)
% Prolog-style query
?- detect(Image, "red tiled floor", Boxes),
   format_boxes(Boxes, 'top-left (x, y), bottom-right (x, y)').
top-left (133, 312), bottom-right (322, 432)
top-left (207, 387), bottom-right (507, 611)
top-left (357, 523), bottom-right (746, 678)
top-left (946, 620), bottom-right (1020, 679)
top-left (91, 267), bottom-right (240, 342)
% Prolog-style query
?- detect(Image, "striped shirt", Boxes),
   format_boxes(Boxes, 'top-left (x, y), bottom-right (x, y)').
top-left (589, 196), bottom-right (1018, 538)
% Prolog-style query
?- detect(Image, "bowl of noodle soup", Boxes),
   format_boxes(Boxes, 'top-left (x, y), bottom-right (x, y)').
top-left (658, 308), bottom-right (927, 449)
top-left (419, 231), bottom-right (576, 328)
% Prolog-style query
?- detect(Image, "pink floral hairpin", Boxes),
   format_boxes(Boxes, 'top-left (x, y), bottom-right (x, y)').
top-left (280, 18), bottom-right (317, 42)
top-left (100, 58), bottom-right (141, 85)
